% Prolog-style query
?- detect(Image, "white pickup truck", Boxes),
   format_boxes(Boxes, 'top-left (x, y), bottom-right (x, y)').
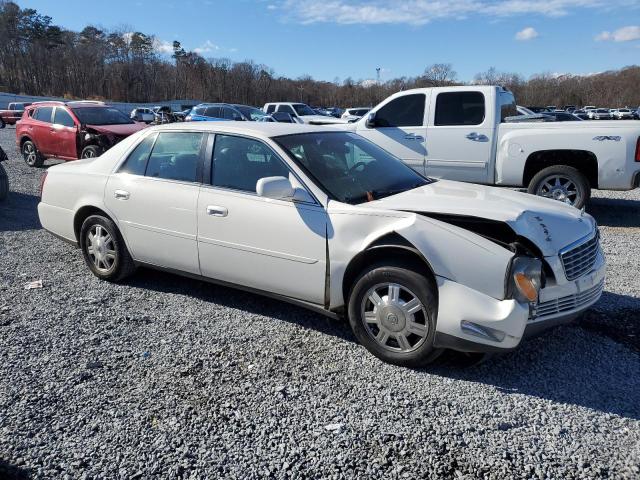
top-left (338, 86), bottom-right (640, 208)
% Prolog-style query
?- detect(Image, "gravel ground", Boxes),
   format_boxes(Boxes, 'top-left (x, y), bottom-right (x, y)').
top-left (1, 126), bottom-right (639, 479)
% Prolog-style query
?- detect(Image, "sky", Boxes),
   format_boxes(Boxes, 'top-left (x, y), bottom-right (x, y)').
top-left (16, 0), bottom-right (640, 83)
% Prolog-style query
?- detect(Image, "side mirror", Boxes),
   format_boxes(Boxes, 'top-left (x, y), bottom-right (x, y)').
top-left (365, 112), bottom-right (377, 128)
top-left (256, 176), bottom-right (294, 200)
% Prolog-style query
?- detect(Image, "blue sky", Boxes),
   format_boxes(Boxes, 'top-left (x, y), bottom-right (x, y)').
top-left (17, 0), bottom-right (640, 82)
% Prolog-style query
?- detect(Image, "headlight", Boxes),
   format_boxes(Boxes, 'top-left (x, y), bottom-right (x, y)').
top-left (507, 256), bottom-right (542, 303)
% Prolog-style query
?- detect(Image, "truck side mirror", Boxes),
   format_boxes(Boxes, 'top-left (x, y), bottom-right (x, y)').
top-left (365, 112), bottom-right (377, 128)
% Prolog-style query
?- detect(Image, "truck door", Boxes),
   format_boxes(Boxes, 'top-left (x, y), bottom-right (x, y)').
top-left (356, 93), bottom-right (428, 175)
top-left (425, 90), bottom-right (494, 183)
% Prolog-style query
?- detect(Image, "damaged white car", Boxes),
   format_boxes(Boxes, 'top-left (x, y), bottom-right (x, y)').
top-left (38, 123), bottom-right (605, 366)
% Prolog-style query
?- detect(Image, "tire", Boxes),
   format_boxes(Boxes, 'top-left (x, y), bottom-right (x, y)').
top-left (347, 261), bottom-right (442, 367)
top-left (80, 214), bottom-right (136, 282)
top-left (527, 165), bottom-right (590, 209)
top-left (22, 140), bottom-right (44, 167)
top-left (81, 145), bottom-right (102, 159)
top-left (0, 163), bottom-right (8, 201)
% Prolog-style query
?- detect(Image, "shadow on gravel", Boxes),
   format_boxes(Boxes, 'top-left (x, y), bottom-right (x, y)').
top-left (0, 459), bottom-right (30, 480)
top-left (127, 267), bottom-right (357, 343)
top-left (584, 291), bottom-right (640, 354)
top-left (0, 191), bottom-right (41, 232)
top-left (588, 197), bottom-right (640, 227)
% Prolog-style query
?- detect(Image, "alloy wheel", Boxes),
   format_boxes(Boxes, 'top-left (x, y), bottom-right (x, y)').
top-left (535, 175), bottom-right (579, 205)
top-left (360, 282), bottom-right (429, 353)
top-left (23, 143), bottom-right (37, 166)
top-left (86, 224), bottom-right (116, 273)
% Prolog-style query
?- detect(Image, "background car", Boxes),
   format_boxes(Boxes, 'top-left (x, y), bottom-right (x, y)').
top-left (587, 108), bottom-right (612, 120)
top-left (543, 111), bottom-right (584, 121)
top-left (16, 101), bottom-right (147, 166)
top-left (262, 102), bottom-right (333, 124)
top-left (572, 109), bottom-right (590, 120)
top-left (611, 108), bottom-right (634, 120)
top-left (186, 103), bottom-right (266, 122)
top-left (341, 107), bottom-right (371, 122)
top-left (130, 107), bottom-right (155, 123)
top-left (0, 102), bottom-right (32, 125)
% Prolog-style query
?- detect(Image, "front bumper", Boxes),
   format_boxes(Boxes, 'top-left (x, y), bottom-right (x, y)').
top-left (433, 250), bottom-right (606, 353)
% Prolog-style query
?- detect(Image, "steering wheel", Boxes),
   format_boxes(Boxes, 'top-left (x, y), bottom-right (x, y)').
top-left (348, 161), bottom-right (367, 174)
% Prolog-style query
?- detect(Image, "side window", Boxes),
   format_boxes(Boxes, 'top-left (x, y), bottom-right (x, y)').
top-left (145, 132), bottom-right (204, 182)
top-left (266, 105), bottom-right (275, 114)
top-left (375, 94), bottom-right (425, 127)
top-left (119, 134), bottom-right (156, 175)
top-left (222, 107), bottom-right (242, 120)
top-left (33, 106), bottom-right (53, 123)
top-left (53, 108), bottom-right (76, 127)
top-left (204, 106), bottom-right (221, 118)
top-left (434, 92), bottom-right (485, 126)
top-left (212, 135), bottom-right (290, 193)
top-left (278, 105), bottom-right (296, 115)
top-left (499, 94), bottom-right (517, 122)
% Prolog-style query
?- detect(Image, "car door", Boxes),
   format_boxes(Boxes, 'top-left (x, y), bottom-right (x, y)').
top-left (425, 90), bottom-right (495, 183)
top-left (51, 107), bottom-right (78, 159)
top-left (104, 131), bottom-right (205, 274)
top-left (197, 133), bottom-right (327, 304)
top-left (31, 106), bottom-right (55, 155)
top-left (356, 93), bottom-right (428, 175)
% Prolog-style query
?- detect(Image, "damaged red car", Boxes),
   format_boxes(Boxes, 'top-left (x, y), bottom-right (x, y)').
top-left (16, 101), bottom-right (147, 167)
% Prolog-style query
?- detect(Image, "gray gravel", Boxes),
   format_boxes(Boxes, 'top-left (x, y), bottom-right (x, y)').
top-left (1, 126), bottom-right (639, 479)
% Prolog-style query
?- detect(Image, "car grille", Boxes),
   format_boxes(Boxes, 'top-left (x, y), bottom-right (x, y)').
top-left (560, 234), bottom-right (599, 281)
top-left (530, 278), bottom-right (604, 320)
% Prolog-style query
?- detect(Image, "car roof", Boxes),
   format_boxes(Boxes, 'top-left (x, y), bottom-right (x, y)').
top-left (146, 121), bottom-right (344, 139)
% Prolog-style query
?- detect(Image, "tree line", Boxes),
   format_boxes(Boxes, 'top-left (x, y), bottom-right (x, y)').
top-left (0, 1), bottom-right (638, 109)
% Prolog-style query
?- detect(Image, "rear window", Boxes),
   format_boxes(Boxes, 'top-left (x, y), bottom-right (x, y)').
top-left (434, 92), bottom-right (485, 126)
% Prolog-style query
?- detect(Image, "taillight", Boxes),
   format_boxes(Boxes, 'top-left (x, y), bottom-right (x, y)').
top-left (635, 137), bottom-right (640, 162)
top-left (39, 171), bottom-right (47, 197)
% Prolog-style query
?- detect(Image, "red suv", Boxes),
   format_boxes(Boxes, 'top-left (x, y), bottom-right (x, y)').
top-left (16, 101), bottom-right (147, 167)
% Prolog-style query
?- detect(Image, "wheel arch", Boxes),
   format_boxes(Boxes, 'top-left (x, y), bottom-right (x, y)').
top-left (523, 149), bottom-right (598, 188)
top-left (73, 205), bottom-right (114, 242)
top-left (341, 232), bottom-right (438, 306)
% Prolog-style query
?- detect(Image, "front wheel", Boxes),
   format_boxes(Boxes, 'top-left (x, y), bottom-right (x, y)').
top-left (527, 165), bottom-right (590, 209)
top-left (0, 163), bottom-right (8, 201)
top-left (80, 215), bottom-right (136, 282)
top-left (347, 262), bottom-right (441, 367)
top-left (81, 145), bottom-right (102, 159)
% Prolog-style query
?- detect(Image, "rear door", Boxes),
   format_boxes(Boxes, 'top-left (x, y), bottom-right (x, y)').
top-left (31, 106), bottom-right (55, 155)
top-left (425, 90), bottom-right (495, 183)
top-left (355, 93), bottom-right (428, 175)
top-left (51, 107), bottom-right (78, 159)
top-left (104, 131), bottom-right (205, 274)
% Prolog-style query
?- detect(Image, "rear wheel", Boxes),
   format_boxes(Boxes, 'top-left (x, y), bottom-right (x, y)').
top-left (81, 145), bottom-right (102, 159)
top-left (0, 163), bottom-right (8, 201)
top-left (80, 215), bottom-right (136, 282)
top-left (22, 140), bottom-right (43, 167)
top-left (527, 165), bottom-right (590, 209)
top-left (347, 262), bottom-right (441, 367)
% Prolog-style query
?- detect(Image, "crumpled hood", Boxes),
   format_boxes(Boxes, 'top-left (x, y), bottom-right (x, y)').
top-left (368, 180), bottom-right (595, 256)
top-left (85, 122), bottom-right (147, 136)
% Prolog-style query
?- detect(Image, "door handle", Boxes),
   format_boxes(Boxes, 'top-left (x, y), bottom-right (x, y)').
top-left (206, 205), bottom-right (228, 217)
top-left (114, 190), bottom-right (130, 200)
top-left (465, 132), bottom-right (488, 142)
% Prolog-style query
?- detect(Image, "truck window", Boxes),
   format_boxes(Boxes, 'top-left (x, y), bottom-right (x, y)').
top-left (278, 105), bottom-right (296, 116)
top-left (375, 94), bottom-right (425, 127)
top-left (434, 92), bottom-right (485, 126)
top-left (499, 93), bottom-right (517, 122)
top-left (266, 105), bottom-right (276, 114)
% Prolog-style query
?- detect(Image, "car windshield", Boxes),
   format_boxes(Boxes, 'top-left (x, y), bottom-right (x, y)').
top-left (72, 107), bottom-right (133, 125)
top-left (292, 104), bottom-right (316, 116)
top-left (275, 132), bottom-right (432, 205)
top-left (235, 105), bottom-right (266, 121)
top-left (596, 109), bottom-right (609, 113)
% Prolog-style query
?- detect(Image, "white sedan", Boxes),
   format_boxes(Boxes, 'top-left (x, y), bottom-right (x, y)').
top-left (38, 123), bottom-right (605, 366)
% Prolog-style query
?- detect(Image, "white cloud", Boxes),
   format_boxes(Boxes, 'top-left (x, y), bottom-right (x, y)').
top-left (595, 25), bottom-right (640, 42)
top-left (515, 27), bottom-right (539, 40)
top-left (278, 0), bottom-right (634, 25)
top-left (154, 39), bottom-right (174, 54)
top-left (194, 40), bottom-right (221, 54)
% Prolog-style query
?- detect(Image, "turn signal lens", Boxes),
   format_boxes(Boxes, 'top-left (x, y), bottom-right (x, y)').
top-left (514, 272), bottom-right (538, 302)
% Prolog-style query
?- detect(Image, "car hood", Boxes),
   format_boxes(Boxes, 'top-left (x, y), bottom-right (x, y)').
top-left (85, 123), bottom-right (147, 136)
top-left (367, 180), bottom-right (595, 256)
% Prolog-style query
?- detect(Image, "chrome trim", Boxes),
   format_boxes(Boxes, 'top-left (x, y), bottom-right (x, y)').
top-left (558, 230), bottom-right (599, 281)
top-left (530, 278), bottom-right (604, 321)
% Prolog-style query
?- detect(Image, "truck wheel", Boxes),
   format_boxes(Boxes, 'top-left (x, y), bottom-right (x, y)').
top-left (347, 261), bottom-right (442, 367)
top-left (22, 140), bottom-right (44, 167)
top-left (81, 145), bottom-right (102, 159)
top-left (0, 163), bottom-right (8, 201)
top-left (80, 214), bottom-right (136, 282)
top-left (527, 165), bottom-right (590, 209)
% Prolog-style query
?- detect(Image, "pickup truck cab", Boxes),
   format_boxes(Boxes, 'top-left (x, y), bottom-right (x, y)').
top-left (344, 86), bottom-right (640, 208)
top-left (0, 102), bottom-right (32, 126)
